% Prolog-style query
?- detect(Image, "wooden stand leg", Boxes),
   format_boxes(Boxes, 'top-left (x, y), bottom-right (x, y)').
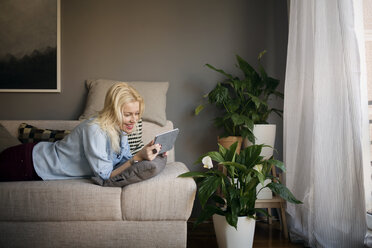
top-left (268, 208), bottom-right (272, 224)
top-left (280, 203), bottom-right (288, 239)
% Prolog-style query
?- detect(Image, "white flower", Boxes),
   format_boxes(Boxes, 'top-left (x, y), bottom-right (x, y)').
top-left (202, 156), bottom-right (213, 169)
top-left (253, 164), bottom-right (263, 173)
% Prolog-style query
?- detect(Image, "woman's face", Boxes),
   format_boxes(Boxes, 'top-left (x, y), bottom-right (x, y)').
top-left (121, 101), bottom-right (140, 134)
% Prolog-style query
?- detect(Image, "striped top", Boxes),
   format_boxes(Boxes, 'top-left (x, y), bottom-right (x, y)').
top-left (128, 119), bottom-right (144, 155)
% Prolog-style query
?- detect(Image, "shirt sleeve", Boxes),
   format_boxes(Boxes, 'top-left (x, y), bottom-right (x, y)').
top-left (81, 124), bottom-right (114, 180)
top-left (118, 134), bottom-right (133, 165)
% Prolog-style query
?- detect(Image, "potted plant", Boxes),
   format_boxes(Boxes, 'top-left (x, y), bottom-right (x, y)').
top-left (179, 142), bottom-right (302, 248)
top-left (195, 51), bottom-right (283, 150)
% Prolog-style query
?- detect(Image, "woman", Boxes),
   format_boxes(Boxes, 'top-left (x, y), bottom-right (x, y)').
top-left (0, 83), bottom-right (161, 181)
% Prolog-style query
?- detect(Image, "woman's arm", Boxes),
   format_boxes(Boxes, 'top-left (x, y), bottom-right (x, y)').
top-left (110, 153), bottom-right (141, 178)
top-left (109, 140), bottom-right (161, 178)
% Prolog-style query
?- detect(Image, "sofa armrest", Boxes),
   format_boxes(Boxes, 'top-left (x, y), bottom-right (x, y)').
top-left (121, 162), bottom-right (196, 221)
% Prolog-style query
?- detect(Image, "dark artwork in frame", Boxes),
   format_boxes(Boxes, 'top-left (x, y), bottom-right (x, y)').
top-left (0, 0), bottom-right (61, 92)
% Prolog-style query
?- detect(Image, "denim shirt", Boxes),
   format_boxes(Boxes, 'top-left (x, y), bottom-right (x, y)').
top-left (32, 118), bottom-right (133, 180)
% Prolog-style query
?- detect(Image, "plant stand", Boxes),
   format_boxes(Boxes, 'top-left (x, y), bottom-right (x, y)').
top-left (255, 196), bottom-right (288, 239)
top-left (213, 214), bottom-right (255, 248)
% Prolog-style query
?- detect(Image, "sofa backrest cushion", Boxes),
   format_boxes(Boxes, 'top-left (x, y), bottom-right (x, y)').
top-left (79, 79), bottom-right (169, 127)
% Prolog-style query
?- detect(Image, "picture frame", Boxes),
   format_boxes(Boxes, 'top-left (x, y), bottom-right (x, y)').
top-left (0, 0), bottom-right (61, 93)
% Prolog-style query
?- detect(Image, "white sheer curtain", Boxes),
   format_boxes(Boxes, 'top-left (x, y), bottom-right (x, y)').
top-left (284, 0), bottom-right (371, 247)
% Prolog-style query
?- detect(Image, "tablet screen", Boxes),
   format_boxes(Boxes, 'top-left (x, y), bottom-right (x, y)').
top-left (153, 128), bottom-right (179, 154)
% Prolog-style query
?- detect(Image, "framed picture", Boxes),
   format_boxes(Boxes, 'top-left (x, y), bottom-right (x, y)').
top-left (0, 0), bottom-right (61, 93)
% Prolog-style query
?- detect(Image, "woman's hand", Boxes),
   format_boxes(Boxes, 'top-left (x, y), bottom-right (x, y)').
top-left (135, 140), bottom-right (161, 161)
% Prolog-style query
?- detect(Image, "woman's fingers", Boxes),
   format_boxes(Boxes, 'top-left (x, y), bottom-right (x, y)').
top-left (161, 151), bottom-right (168, 157)
top-left (149, 144), bottom-right (161, 155)
top-left (141, 143), bottom-right (161, 161)
top-left (138, 142), bottom-right (163, 161)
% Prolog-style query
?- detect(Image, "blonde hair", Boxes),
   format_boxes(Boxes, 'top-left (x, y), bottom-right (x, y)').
top-left (94, 82), bottom-right (144, 153)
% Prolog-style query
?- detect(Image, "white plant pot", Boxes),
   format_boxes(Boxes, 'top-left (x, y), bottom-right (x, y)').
top-left (256, 179), bottom-right (272, 199)
top-left (213, 214), bottom-right (256, 248)
top-left (244, 124), bottom-right (276, 200)
top-left (243, 124), bottom-right (276, 159)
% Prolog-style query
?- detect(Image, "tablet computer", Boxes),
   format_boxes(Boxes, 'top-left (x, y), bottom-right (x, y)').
top-left (154, 128), bottom-right (179, 154)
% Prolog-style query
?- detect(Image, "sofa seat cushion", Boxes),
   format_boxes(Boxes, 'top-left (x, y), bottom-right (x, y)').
top-left (0, 179), bottom-right (123, 221)
top-left (121, 162), bottom-right (196, 221)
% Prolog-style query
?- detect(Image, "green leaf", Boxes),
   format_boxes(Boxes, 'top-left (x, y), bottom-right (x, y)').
top-left (251, 112), bottom-right (260, 124)
top-left (265, 77), bottom-right (280, 92)
top-left (243, 118), bottom-right (254, 131)
top-left (242, 129), bottom-right (256, 144)
top-left (178, 171), bottom-right (209, 178)
top-left (257, 50), bottom-right (267, 60)
top-left (198, 176), bottom-right (222, 207)
top-left (229, 197), bottom-right (240, 229)
top-left (258, 64), bottom-right (268, 81)
top-left (246, 92), bottom-right (268, 110)
top-left (225, 142), bottom-right (238, 162)
top-left (205, 64), bottom-right (234, 80)
top-left (240, 145), bottom-right (263, 169)
top-left (238, 195), bottom-right (251, 214)
top-left (211, 194), bottom-right (226, 206)
top-left (239, 127), bottom-right (251, 141)
top-left (218, 144), bottom-right (228, 158)
top-left (195, 104), bottom-right (204, 115)
top-left (195, 151), bottom-right (225, 165)
top-left (226, 99), bottom-right (240, 113)
top-left (208, 83), bottom-right (229, 105)
top-left (225, 211), bottom-right (238, 229)
top-left (208, 152), bottom-right (225, 163)
top-left (236, 55), bottom-right (257, 79)
top-left (220, 161), bottom-right (248, 173)
top-left (245, 177), bottom-right (259, 191)
top-left (244, 92), bottom-right (261, 109)
top-left (253, 169), bottom-right (265, 185)
top-left (267, 159), bottom-right (286, 172)
top-left (267, 182), bottom-right (302, 204)
top-left (261, 161), bottom-right (272, 176)
top-left (243, 186), bottom-right (257, 206)
top-left (231, 113), bottom-right (246, 126)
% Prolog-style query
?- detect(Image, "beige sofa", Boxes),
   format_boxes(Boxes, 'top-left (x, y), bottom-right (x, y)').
top-left (0, 119), bottom-right (196, 248)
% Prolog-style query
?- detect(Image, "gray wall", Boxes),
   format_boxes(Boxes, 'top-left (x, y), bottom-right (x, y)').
top-left (0, 0), bottom-right (288, 192)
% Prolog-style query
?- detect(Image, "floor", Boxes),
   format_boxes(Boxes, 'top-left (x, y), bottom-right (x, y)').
top-left (187, 218), bottom-right (305, 248)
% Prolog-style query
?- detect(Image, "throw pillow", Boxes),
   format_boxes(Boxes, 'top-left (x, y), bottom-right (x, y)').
top-left (128, 119), bottom-right (144, 155)
top-left (18, 123), bottom-right (71, 143)
top-left (92, 155), bottom-right (167, 187)
top-left (78, 79), bottom-right (169, 126)
top-left (0, 124), bottom-right (21, 153)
